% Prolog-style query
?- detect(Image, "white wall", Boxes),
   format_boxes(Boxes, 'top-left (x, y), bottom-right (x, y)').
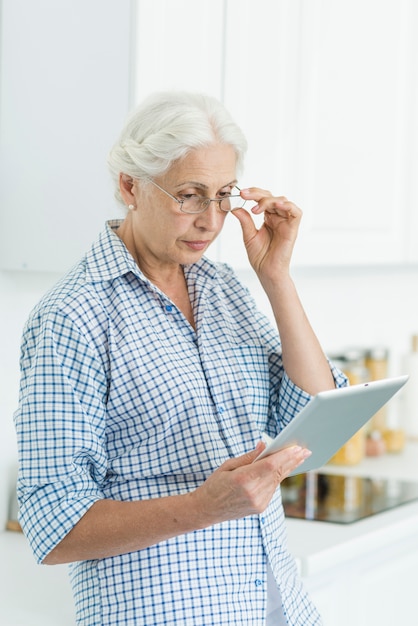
top-left (238, 265), bottom-right (418, 371)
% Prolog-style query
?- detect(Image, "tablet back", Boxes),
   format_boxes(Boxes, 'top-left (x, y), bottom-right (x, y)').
top-left (256, 375), bottom-right (409, 475)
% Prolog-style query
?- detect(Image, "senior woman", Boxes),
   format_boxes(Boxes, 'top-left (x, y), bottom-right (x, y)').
top-left (15, 91), bottom-right (346, 625)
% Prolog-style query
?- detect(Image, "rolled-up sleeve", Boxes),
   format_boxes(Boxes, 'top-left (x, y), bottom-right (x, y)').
top-left (276, 360), bottom-right (349, 429)
top-left (15, 308), bottom-right (108, 563)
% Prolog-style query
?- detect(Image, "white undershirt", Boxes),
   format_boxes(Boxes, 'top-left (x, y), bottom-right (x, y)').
top-left (266, 562), bottom-right (288, 625)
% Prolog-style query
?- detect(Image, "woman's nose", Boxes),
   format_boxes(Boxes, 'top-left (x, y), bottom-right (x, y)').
top-left (194, 202), bottom-right (226, 230)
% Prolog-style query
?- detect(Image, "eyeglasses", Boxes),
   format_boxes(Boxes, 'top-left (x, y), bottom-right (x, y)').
top-left (147, 179), bottom-right (245, 214)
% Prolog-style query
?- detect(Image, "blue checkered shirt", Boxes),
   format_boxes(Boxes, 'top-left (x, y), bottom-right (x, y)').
top-left (15, 221), bottom-right (346, 625)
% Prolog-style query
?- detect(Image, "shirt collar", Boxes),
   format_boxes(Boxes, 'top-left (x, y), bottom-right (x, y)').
top-left (85, 220), bottom-right (140, 283)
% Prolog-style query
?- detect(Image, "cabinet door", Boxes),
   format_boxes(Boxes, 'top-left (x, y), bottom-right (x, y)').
top-left (0, 0), bottom-right (133, 272)
top-left (219, 0), bottom-right (301, 268)
top-left (355, 542), bottom-right (418, 626)
top-left (134, 0), bottom-right (225, 102)
top-left (306, 539), bottom-right (418, 626)
top-left (290, 0), bottom-right (413, 267)
top-left (405, 6), bottom-right (418, 264)
top-left (220, 0), bottom-right (416, 268)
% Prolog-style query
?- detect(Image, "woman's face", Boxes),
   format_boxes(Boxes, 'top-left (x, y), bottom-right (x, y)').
top-left (126, 143), bottom-right (238, 272)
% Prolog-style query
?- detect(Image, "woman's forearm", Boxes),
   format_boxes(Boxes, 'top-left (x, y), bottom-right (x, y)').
top-left (43, 493), bottom-right (203, 565)
top-left (262, 274), bottom-right (335, 395)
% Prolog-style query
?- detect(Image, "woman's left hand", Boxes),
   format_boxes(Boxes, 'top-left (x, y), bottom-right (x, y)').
top-left (231, 187), bottom-right (302, 282)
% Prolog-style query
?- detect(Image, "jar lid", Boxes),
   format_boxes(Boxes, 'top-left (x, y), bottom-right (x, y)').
top-left (344, 348), bottom-right (367, 363)
top-left (366, 347), bottom-right (388, 360)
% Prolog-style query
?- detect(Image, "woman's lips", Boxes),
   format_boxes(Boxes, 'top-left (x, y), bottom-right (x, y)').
top-left (183, 240), bottom-right (210, 251)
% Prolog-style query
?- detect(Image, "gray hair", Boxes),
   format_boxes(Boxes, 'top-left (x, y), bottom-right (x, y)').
top-left (107, 91), bottom-right (248, 206)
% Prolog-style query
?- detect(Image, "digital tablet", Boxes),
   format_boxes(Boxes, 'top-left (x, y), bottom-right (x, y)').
top-left (255, 375), bottom-right (409, 475)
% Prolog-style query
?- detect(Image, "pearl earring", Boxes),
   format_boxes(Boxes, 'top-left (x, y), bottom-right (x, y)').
top-left (128, 204), bottom-right (135, 211)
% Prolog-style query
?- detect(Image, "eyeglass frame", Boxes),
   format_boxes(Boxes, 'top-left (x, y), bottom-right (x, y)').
top-left (145, 178), bottom-right (245, 214)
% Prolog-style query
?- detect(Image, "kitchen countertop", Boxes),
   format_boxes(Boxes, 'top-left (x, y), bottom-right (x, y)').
top-left (317, 439), bottom-right (418, 481)
top-left (286, 441), bottom-right (418, 578)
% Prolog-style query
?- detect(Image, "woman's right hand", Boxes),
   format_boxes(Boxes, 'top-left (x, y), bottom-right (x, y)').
top-left (190, 442), bottom-right (311, 526)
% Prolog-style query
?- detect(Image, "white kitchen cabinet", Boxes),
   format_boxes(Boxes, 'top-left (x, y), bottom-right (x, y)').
top-left (288, 0), bottom-right (416, 268)
top-left (134, 0), bottom-right (225, 103)
top-left (0, 0), bottom-right (133, 272)
top-left (358, 544), bottom-right (418, 625)
top-left (405, 24), bottom-right (418, 264)
top-left (219, 0), bottom-right (301, 268)
top-left (305, 539), bottom-right (418, 626)
top-left (219, 0), bottom-right (418, 269)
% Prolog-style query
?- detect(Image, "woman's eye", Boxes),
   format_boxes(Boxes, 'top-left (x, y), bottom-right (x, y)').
top-left (180, 193), bottom-right (200, 200)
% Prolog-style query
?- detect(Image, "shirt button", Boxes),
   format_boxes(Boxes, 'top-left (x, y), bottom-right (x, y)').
top-left (260, 516), bottom-right (265, 524)
top-left (254, 579), bottom-right (263, 587)
top-left (165, 305), bottom-right (173, 312)
top-left (218, 406), bottom-right (225, 414)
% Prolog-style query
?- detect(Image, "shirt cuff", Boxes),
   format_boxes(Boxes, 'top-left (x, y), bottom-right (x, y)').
top-left (19, 477), bottom-right (103, 564)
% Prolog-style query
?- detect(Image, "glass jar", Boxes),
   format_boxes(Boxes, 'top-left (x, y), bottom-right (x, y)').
top-left (328, 349), bottom-right (368, 466)
top-left (365, 347), bottom-right (389, 433)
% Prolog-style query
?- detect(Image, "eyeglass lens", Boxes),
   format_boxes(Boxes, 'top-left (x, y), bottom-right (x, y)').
top-left (182, 194), bottom-right (243, 214)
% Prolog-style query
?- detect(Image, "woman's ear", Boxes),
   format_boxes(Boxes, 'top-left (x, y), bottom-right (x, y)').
top-left (119, 173), bottom-right (135, 205)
